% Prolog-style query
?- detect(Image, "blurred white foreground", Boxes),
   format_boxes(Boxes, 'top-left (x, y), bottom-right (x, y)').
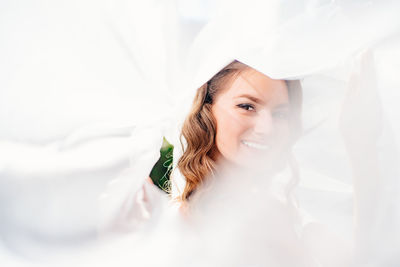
top-left (1, 0), bottom-right (400, 266)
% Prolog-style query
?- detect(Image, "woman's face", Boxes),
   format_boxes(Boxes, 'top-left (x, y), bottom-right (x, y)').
top-left (211, 68), bottom-right (290, 168)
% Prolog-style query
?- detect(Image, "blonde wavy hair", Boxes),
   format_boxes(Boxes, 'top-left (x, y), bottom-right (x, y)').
top-left (177, 60), bottom-right (302, 202)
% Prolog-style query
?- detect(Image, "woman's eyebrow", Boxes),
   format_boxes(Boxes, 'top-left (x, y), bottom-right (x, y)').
top-left (235, 94), bottom-right (263, 104)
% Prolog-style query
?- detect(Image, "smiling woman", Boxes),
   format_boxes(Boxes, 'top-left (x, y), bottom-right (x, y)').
top-left (212, 65), bottom-right (291, 166)
top-left (177, 60), bottom-right (302, 201)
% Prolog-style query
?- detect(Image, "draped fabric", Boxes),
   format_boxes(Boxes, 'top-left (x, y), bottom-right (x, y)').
top-left (1, 0), bottom-right (400, 266)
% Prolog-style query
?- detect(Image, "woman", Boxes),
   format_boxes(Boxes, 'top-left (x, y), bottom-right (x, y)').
top-left (175, 60), bottom-right (302, 203)
top-left (168, 60), bottom-right (314, 266)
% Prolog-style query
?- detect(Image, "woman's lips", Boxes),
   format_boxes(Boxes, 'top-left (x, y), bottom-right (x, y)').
top-left (241, 140), bottom-right (271, 151)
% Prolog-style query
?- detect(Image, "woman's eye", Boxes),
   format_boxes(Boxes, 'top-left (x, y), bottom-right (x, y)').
top-left (237, 103), bottom-right (255, 111)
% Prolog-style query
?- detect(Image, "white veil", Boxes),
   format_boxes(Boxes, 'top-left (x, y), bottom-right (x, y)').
top-left (1, 0), bottom-right (400, 266)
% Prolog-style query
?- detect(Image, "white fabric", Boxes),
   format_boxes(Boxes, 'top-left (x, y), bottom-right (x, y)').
top-left (1, 0), bottom-right (400, 266)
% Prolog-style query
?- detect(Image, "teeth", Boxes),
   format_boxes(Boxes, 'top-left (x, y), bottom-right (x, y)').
top-left (242, 141), bottom-right (271, 150)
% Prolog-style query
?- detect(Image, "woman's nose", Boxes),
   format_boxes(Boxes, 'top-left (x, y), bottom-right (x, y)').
top-left (253, 110), bottom-right (274, 136)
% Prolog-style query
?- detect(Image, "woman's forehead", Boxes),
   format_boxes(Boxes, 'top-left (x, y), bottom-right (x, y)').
top-left (220, 69), bottom-right (288, 102)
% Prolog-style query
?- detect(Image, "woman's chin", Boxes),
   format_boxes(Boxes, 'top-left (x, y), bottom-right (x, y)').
top-left (234, 145), bottom-right (289, 172)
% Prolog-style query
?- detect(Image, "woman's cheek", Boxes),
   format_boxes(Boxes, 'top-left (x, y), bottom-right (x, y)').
top-left (275, 122), bottom-right (291, 145)
top-left (225, 109), bottom-right (248, 135)
top-left (215, 111), bottom-right (244, 160)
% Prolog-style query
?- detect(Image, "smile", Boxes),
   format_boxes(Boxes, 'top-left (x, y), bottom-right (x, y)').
top-left (241, 141), bottom-right (271, 151)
